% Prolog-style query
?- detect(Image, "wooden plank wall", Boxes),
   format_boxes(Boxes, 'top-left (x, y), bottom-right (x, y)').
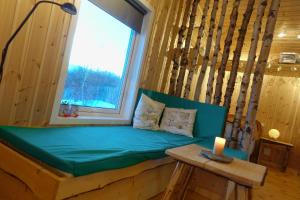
top-left (0, 0), bottom-right (74, 126)
top-left (0, 0), bottom-right (299, 170)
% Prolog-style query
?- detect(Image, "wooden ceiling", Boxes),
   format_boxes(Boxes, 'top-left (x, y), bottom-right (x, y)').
top-left (195, 0), bottom-right (300, 62)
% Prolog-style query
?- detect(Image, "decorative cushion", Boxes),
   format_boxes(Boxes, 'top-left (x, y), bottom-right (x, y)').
top-left (133, 94), bottom-right (165, 130)
top-left (160, 108), bottom-right (197, 137)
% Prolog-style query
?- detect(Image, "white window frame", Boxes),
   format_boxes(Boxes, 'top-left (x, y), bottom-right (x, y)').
top-left (50, 0), bottom-right (153, 125)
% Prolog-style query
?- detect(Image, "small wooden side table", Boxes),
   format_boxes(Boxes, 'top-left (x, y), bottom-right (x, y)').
top-left (257, 137), bottom-right (293, 171)
top-left (162, 144), bottom-right (267, 200)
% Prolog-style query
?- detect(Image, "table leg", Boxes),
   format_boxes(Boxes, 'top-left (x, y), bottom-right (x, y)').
top-left (282, 147), bottom-right (290, 172)
top-left (162, 161), bottom-right (193, 200)
top-left (225, 180), bottom-right (236, 200)
top-left (236, 185), bottom-right (250, 200)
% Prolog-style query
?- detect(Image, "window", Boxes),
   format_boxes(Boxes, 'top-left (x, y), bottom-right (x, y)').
top-left (51, 0), bottom-right (153, 125)
top-left (62, 0), bottom-right (135, 111)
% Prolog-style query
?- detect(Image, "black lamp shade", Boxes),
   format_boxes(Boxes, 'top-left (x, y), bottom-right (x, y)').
top-left (61, 3), bottom-right (77, 15)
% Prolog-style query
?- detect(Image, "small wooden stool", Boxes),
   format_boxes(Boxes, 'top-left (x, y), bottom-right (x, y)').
top-left (162, 144), bottom-right (267, 200)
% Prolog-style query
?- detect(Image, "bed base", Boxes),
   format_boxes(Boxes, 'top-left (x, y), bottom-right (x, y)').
top-left (0, 143), bottom-right (176, 200)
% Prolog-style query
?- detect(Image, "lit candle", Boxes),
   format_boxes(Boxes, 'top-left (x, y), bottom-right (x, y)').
top-left (213, 137), bottom-right (226, 156)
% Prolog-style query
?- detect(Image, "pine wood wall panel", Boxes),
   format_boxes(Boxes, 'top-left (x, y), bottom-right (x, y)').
top-left (289, 98), bottom-right (300, 169)
top-left (14, 2), bottom-right (54, 125)
top-left (146, 0), bottom-right (172, 90)
top-left (140, 0), bottom-right (164, 89)
top-left (0, 1), bottom-right (32, 123)
top-left (30, 7), bottom-right (72, 126)
top-left (0, 0), bottom-right (74, 126)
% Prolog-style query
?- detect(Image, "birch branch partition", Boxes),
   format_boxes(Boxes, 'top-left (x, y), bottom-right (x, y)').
top-left (175, 0), bottom-right (200, 97)
top-left (223, 0), bottom-right (255, 110)
top-left (242, 0), bottom-right (281, 152)
top-left (144, 0), bottom-right (280, 153)
top-left (205, 0), bottom-right (229, 103)
top-left (168, 0), bottom-right (192, 95)
top-left (150, 0), bottom-right (179, 91)
top-left (183, 0), bottom-right (211, 98)
top-left (160, 0), bottom-right (185, 93)
top-left (193, 0), bottom-right (219, 101)
top-left (213, 0), bottom-right (241, 105)
top-left (230, 0), bottom-right (268, 149)
top-left (146, 0), bottom-right (173, 90)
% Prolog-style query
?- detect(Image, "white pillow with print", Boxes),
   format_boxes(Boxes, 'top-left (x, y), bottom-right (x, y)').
top-left (133, 94), bottom-right (165, 130)
top-left (160, 108), bottom-right (197, 137)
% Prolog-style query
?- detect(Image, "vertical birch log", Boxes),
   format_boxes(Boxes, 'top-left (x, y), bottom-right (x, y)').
top-left (140, 1), bottom-right (164, 89)
top-left (183, 0), bottom-right (211, 98)
top-left (154, 0), bottom-right (181, 91)
top-left (175, 0), bottom-right (200, 97)
top-left (223, 0), bottom-right (255, 109)
top-left (205, 0), bottom-right (229, 103)
top-left (168, 0), bottom-right (193, 95)
top-left (193, 0), bottom-right (219, 101)
top-left (229, 0), bottom-right (268, 148)
top-left (147, 0), bottom-right (174, 90)
top-left (242, 0), bottom-right (281, 152)
top-left (213, 0), bottom-right (241, 105)
top-left (160, 0), bottom-right (184, 93)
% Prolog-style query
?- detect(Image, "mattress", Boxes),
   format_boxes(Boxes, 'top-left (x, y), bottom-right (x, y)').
top-left (0, 126), bottom-right (201, 176)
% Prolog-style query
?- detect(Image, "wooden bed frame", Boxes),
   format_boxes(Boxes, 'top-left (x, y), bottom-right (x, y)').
top-left (0, 142), bottom-right (176, 200)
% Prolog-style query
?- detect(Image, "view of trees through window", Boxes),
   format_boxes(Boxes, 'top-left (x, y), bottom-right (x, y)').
top-left (62, 0), bottom-right (134, 109)
top-left (63, 65), bottom-right (122, 109)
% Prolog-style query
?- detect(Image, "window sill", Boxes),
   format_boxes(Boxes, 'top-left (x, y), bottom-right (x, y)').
top-left (50, 115), bottom-right (132, 125)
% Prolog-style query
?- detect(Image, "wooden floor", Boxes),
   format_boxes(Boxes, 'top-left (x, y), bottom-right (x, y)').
top-left (153, 168), bottom-right (300, 200)
top-left (252, 168), bottom-right (300, 200)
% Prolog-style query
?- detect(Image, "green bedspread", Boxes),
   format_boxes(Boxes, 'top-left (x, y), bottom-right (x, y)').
top-left (0, 126), bottom-right (201, 176)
